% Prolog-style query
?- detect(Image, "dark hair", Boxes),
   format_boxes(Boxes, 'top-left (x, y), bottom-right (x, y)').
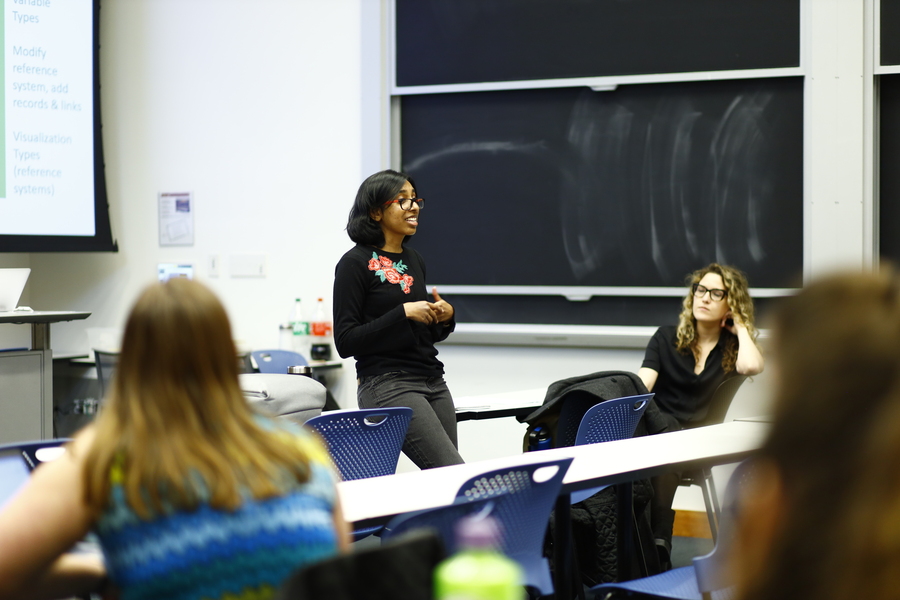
top-left (346, 169), bottom-right (416, 247)
top-left (736, 269), bottom-right (900, 600)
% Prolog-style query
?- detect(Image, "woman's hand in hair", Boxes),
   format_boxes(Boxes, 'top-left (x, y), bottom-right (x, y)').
top-left (722, 311), bottom-right (741, 334)
top-left (404, 301), bottom-right (439, 324)
top-left (724, 312), bottom-right (765, 375)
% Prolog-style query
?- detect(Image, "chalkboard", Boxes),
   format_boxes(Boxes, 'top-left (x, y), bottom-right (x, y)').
top-left (403, 77), bottom-right (804, 297)
top-left (395, 0), bottom-right (801, 87)
top-left (880, 75), bottom-right (900, 262)
top-left (882, 0), bottom-right (900, 65)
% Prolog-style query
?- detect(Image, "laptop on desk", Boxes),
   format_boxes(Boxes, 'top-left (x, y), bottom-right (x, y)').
top-left (0, 268), bottom-right (30, 312)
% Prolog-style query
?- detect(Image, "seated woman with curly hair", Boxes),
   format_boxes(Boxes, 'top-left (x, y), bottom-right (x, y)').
top-left (638, 263), bottom-right (764, 568)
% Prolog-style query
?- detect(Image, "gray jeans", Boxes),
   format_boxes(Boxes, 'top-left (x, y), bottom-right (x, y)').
top-left (358, 372), bottom-right (465, 470)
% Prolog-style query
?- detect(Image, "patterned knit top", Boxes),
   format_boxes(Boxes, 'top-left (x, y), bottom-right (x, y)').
top-left (93, 424), bottom-right (340, 600)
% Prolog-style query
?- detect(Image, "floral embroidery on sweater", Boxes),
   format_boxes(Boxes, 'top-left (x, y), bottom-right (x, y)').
top-left (367, 252), bottom-right (414, 294)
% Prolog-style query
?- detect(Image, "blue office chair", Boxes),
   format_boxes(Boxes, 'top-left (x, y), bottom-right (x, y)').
top-left (455, 457), bottom-right (574, 598)
top-left (0, 439), bottom-right (70, 509)
top-left (554, 390), bottom-right (605, 449)
top-left (0, 439), bottom-right (71, 470)
top-left (250, 349), bottom-right (308, 374)
top-left (680, 375), bottom-right (749, 543)
top-left (569, 394), bottom-right (652, 503)
top-left (305, 407), bottom-right (413, 541)
top-left (590, 460), bottom-right (756, 600)
top-left (381, 495), bottom-right (500, 553)
top-left (0, 441), bottom-right (70, 511)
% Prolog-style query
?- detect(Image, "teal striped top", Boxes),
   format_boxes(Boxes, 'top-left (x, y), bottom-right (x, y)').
top-left (93, 424), bottom-right (339, 600)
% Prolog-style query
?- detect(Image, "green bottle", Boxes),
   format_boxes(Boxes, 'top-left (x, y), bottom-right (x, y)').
top-left (434, 515), bottom-right (524, 600)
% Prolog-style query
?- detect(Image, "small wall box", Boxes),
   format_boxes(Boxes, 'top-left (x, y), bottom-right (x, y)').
top-left (158, 263), bottom-right (193, 282)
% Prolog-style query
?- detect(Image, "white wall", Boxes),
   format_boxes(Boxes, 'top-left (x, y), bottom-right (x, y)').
top-left (3, 0), bottom-right (366, 404)
top-left (0, 254), bottom-right (32, 349)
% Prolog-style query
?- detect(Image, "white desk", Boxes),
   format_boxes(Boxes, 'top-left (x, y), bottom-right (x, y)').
top-left (339, 420), bottom-right (766, 524)
top-left (453, 387), bottom-right (545, 421)
top-left (0, 311), bottom-right (91, 443)
top-left (338, 420), bottom-right (768, 592)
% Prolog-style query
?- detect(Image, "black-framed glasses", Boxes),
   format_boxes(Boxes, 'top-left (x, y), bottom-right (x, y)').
top-left (382, 197), bottom-right (424, 211)
top-left (692, 283), bottom-right (727, 302)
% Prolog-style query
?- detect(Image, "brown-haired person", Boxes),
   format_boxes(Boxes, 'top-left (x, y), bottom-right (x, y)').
top-left (638, 263), bottom-right (764, 567)
top-left (0, 279), bottom-right (349, 599)
top-left (730, 270), bottom-right (900, 600)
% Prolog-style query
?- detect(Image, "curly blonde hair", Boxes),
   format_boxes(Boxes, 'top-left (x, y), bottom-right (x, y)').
top-left (675, 263), bottom-right (758, 373)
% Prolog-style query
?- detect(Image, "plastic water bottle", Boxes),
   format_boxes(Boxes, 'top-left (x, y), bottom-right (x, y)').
top-left (309, 297), bottom-right (333, 361)
top-left (434, 515), bottom-right (524, 600)
top-left (289, 298), bottom-right (310, 358)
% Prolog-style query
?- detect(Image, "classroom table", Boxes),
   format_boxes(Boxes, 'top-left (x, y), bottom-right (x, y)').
top-left (0, 311), bottom-right (91, 443)
top-left (337, 420), bottom-right (768, 595)
top-left (734, 414), bottom-right (773, 423)
top-left (453, 387), bottom-right (545, 421)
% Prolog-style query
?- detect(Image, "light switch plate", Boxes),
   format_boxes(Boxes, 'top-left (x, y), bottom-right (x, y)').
top-left (208, 255), bottom-right (220, 278)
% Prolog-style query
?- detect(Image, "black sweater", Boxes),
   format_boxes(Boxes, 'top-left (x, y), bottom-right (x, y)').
top-left (333, 244), bottom-right (454, 378)
top-left (641, 325), bottom-right (735, 424)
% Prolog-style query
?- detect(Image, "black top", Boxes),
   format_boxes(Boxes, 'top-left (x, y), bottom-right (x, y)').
top-left (333, 244), bottom-right (455, 378)
top-left (641, 326), bottom-right (734, 424)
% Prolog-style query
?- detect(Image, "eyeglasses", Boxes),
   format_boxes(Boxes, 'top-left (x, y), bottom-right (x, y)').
top-left (692, 283), bottom-right (727, 302)
top-left (382, 197), bottom-right (424, 211)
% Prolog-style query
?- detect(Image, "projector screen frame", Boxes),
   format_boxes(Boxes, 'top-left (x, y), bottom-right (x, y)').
top-left (0, 0), bottom-right (116, 253)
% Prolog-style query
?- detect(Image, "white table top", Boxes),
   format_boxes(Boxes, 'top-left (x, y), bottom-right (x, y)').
top-left (453, 387), bottom-right (545, 412)
top-left (453, 387), bottom-right (545, 420)
top-left (0, 310), bottom-right (91, 324)
top-left (338, 419), bottom-right (768, 526)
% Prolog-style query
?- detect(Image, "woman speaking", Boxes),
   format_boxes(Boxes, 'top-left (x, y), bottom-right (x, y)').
top-left (333, 169), bottom-right (464, 470)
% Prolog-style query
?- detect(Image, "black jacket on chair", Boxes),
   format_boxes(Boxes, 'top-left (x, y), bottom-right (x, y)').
top-left (520, 370), bottom-right (671, 444)
top-left (522, 370), bottom-right (671, 585)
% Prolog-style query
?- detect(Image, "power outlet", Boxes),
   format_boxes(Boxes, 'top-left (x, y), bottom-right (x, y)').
top-left (230, 254), bottom-right (267, 278)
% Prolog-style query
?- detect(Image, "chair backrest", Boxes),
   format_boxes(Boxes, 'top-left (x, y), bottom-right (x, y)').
top-left (381, 496), bottom-right (498, 555)
top-left (692, 459), bottom-right (758, 594)
top-left (574, 393), bottom-right (653, 446)
top-left (93, 349), bottom-right (119, 397)
top-left (0, 439), bottom-right (70, 508)
top-left (251, 349), bottom-right (308, 374)
top-left (455, 457), bottom-right (573, 567)
top-left (236, 351), bottom-right (254, 374)
top-left (698, 374), bottom-right (749, 427)
top-left (554, 390), bottom-right (602, 448)
top-left (305, 407), bottom-right (412, 481)
top-left (4, 439), bottom-right (70, 470)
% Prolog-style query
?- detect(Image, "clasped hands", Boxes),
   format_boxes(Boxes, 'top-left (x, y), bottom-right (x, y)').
top-left (404, 287), bottom-right (454, 325)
